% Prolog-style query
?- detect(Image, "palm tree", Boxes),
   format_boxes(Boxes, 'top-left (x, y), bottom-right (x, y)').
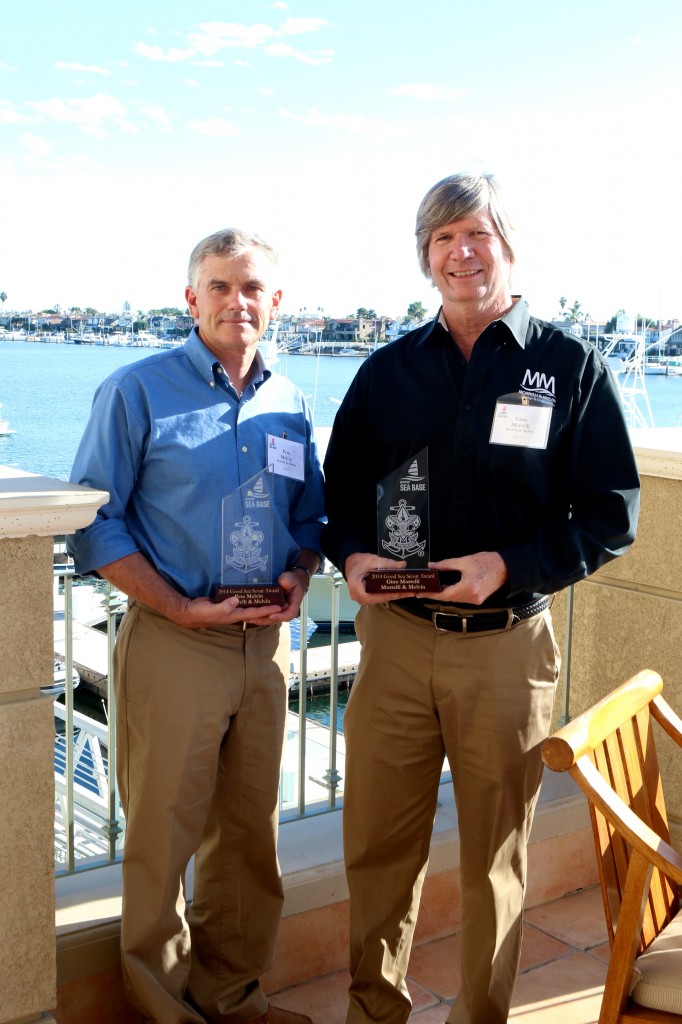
top-left (564, 299), bottom-right (583, 324)
top-left (407, 301), bottom-right (427, 322)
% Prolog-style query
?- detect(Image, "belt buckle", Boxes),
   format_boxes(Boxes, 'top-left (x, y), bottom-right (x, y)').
top-left (433, 610), bottom-right (471, 633)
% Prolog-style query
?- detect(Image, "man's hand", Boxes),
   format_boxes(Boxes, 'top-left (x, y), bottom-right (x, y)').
top-left (344, 552), bottom-right (417, 605)
top-left (423, 551), bottom-right (509, 605)
top-left (166, 594), bottom-right (282, 629)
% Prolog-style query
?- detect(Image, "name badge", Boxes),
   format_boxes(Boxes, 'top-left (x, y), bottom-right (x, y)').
top-left (490, 393), bottom-right (552, 450)
top-left (267, 434), bottom-right (305, 481)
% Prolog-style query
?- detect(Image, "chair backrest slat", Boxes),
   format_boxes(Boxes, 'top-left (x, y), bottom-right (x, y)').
top-left (563, 683), bottom-right (679, 955)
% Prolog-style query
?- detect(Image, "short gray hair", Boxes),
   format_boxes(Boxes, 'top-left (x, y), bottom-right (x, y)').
top-left (188, 229), bottom-right (278, 289)
top-left (415, 173), bottom-right (515, 278)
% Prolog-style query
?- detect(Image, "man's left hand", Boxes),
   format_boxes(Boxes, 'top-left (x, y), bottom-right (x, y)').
top-left (253, 568), bottom-right (309, 623)
top-left (423, 551), bottom-right (509, 605)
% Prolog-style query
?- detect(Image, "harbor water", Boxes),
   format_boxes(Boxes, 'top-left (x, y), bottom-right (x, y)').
top-left (0, 341), bottom-right (364, 479)
top-left (1, 340), bottom-right (681, 481)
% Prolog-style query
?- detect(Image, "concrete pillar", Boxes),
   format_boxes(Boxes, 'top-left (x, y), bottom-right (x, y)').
top-left (0, 468), bottom-right (107, 1024)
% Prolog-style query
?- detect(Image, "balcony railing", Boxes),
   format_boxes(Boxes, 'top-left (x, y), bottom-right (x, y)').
top-left (52, 560), bottom-right (355, 875)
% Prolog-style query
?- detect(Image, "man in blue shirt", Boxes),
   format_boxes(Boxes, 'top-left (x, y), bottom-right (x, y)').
top-left (69, 229), bottom-right (324, 1024)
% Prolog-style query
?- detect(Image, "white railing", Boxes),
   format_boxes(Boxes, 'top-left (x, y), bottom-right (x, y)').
top-left (52, 561), bottom-right (355, 874)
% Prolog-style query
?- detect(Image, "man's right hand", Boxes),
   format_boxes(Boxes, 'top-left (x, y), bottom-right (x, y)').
top-left (97, 552), bottom-right (284, 629)
top-left (344, 552), bottom-right (417, 605)
top-left (172, 595), bottom-right (285, 629)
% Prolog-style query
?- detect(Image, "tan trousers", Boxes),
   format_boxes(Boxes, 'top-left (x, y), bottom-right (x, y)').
top-left (343, 602), bottom-right (560, 1024)
top-left (114, 601), bottom-right (290, 1024)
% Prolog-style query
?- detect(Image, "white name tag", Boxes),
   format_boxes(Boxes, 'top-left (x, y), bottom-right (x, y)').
top-left (490, 395), bottom-right (552, 449)
top-left (267, 434), bottom-right (305, 481)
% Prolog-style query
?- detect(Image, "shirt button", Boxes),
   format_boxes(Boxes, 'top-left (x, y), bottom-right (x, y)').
top-left (242, 445), bottom-right (248, 452)
top-left (464, 403), bottom-right (472, 411)
top-left (209, 381), bottom-right (216, 389)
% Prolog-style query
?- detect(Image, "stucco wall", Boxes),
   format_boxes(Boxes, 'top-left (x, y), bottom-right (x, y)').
top-left (551, 438), bottom-right (682, 824)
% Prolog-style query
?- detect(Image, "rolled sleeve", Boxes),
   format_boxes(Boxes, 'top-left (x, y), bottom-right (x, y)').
top-left (68, 380), bottom-right (143, 574)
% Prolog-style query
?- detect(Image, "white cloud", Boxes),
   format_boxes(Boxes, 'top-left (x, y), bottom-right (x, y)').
top-left (134, 17), bottom-right (331, 65)
top-left (133, 41), bottom-right (195, 62)
top-left (54, 61), bottom-right (112, 76)
top-left (0, 100), bottom-right (33, 124)
top-left (234, 59), bottom-right (251, 68)
top-left (387, 83), bottom-right (468, 101)
top-left (0, 61), bottom-right (18, 73)
top-left (272, 2), bottom-right (288, 9)
top-left (21, 133), bottom-right (53, 157)
top-left (193, 60), bottom-right (225, 68)
top-left (183, 78), bottom-right (200, 87)
top-left (188, 22), bottom-right (276, 55)
top-left (264, 43), bottom-right (332, 65)
top-left (139, 105), bottom-right (174, 131)
top-left (186, 116), bottom-right (240, 137)
top-left (26, 93), bottom-right (138, 137)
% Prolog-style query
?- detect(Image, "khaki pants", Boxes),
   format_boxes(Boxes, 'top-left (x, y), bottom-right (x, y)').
top-left (343, 602), bottom-right (560, 1024)
top-left (114, 601), bottom-right (290, 1024)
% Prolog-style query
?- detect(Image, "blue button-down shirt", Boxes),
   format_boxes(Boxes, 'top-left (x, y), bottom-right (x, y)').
top-left (68, 328), bottom-right (325, 598)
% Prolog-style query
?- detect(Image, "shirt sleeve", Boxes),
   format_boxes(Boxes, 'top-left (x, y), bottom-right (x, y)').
top-left (499, 354), bottom-right (640, 596)
top-left (67, 379), bottom-right (144, 574)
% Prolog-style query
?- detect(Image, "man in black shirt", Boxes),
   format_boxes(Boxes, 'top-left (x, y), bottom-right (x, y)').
top-left (322, 173), bottom-right (640, 1024)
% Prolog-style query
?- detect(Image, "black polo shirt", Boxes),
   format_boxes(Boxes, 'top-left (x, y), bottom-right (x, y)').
top-left (322, 299), bottom-right (640, 607)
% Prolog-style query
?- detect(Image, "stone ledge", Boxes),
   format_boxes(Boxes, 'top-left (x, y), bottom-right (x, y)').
top-left (631, 427), bottom-right (682, 480)
top-left (56, 772), bottom-right (590, 991)
top-left (0, 466), bottom-right (108, 539)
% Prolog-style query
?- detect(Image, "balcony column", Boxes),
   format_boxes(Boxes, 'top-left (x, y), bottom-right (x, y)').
top-left (0, 467), bottom-right (107, 1024)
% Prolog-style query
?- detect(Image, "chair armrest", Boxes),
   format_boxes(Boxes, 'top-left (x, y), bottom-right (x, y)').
top-left (541, 670), bottom-right (663, 772)
top-left (652, 695), bottom-right (682, 747)
top-left (573, 755), bottom-right (682, 885)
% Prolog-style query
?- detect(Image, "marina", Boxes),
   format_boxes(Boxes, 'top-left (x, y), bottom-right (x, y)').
top-left (3, 334), bottom-right (681, 866)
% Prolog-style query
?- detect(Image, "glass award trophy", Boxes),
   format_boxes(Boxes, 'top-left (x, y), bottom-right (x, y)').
top-left (365, 448), bottom-right (441, 594)
top-left (210, 467), bottom-right (285, 606)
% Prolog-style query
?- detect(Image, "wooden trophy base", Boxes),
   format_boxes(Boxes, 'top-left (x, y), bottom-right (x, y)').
top-left (364, 569), bottom-right (441, 595)
top-left (210, 584), bottom-right (286, 607)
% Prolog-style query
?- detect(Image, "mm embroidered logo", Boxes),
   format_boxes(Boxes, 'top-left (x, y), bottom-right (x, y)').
top-left (520, 369), bottom-right (556, 405)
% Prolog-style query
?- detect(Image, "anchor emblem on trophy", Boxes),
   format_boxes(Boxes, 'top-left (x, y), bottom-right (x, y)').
top-left (365, 447), bottom-right (441, 594)
top-left (382, 499), bottom-right (426, 560)
top-left (210, 467), bottom-right (285, 606)
top-left (226, 514), bottom-right (268, 575)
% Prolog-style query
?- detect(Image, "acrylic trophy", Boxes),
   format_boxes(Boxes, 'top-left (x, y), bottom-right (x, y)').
top-left (365, 448), bottom-right (441, 594)
top-left (210, 467), bottom-right (285, 606)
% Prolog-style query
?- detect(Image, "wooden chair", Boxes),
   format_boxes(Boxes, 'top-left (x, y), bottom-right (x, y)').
top-left (541, 669), bottom-right (682, 1023)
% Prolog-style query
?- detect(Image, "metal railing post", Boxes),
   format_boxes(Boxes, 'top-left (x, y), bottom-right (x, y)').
top-left (63, 568), bottom-right (76, 872)
top-left (296, 589), bottom-right (309, 816)
top-left (322, 572), bottom-right (343, 807)
top-left (102, 583), bottom-right (124, 861)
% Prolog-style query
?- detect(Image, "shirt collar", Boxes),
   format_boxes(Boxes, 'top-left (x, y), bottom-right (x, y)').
top-left (182, 327), bottom-right (272, 388)
top-left (436, 295), bottom-right (530, 349)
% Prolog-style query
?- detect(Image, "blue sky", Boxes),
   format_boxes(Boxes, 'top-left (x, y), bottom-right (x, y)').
top-left (1, 0), bottom-right (681, 323)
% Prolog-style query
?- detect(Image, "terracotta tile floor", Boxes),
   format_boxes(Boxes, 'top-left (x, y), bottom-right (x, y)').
top-left (269, 885), bottom-right (611, 1023)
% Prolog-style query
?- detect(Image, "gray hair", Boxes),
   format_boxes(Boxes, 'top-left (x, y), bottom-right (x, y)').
top-left (188, 228), bottom-right (279, 289)
top-left (415, 173), bottom-right (515, 278)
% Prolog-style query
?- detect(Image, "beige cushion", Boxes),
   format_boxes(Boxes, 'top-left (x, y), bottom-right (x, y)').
top-left (630, 910), bottom-right (682, 1015)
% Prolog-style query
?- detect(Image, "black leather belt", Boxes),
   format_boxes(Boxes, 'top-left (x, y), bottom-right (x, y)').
top-left (397, 596), bottom-right (550, 634)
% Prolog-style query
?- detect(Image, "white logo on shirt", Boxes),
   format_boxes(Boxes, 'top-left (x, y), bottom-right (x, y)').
top-left (520, 369), bottom-right (556, 406)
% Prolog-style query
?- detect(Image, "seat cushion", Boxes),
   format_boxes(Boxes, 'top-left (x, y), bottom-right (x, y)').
top-left (630, 909), bottom-right (682, 1014)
